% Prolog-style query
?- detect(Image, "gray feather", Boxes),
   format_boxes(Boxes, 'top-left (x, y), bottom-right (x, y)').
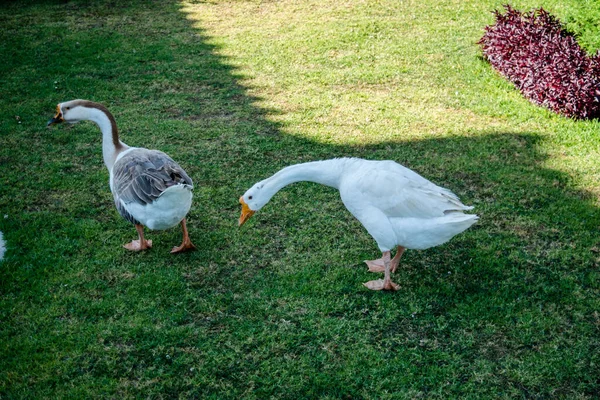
top-left (112, 149), bottom-right (193, 222)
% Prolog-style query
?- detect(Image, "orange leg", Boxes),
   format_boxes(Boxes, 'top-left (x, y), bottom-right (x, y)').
top-left (123, 224), bottom-right (152, 251)
top-left (365, 246), bottom-right (406, 273)
top-left (363, 250), bottom-right (400, 291)
top-left (171, 218), bottom-right (196, 254)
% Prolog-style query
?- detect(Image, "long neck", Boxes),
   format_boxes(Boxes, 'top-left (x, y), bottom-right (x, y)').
top-left (85, 106), bottom-right (128, 170)
top-left (261, 159), bottom-right (348, 202)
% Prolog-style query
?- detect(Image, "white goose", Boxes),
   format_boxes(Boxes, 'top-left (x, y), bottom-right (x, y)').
top-left (48, 100), bottom-right (196, 253)
top-left (239, 158), bottom-right (478, 291)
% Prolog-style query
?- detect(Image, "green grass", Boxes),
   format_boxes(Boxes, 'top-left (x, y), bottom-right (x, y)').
top-left (1, 0), bottom-right (600, 397)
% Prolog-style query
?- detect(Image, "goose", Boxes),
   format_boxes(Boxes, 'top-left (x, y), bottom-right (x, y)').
top-left (239, 158), bottom-right (478, 291)
top-left (47, 100), bottom-right (196, 253)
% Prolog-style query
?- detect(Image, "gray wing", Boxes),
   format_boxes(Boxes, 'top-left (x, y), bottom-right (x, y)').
top-left (112, 149), bottom-right (193, 224)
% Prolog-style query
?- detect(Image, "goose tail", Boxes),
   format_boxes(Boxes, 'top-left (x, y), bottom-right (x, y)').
top-left (391, 213), bottom-right (478, 250)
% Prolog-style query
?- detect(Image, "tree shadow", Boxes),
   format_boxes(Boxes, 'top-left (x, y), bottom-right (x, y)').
top-left (1, 0), bottom-right (599, 397)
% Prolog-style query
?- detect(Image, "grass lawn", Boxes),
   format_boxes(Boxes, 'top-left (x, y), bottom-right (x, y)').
top-left (1, 0), bottom-right (600, 397)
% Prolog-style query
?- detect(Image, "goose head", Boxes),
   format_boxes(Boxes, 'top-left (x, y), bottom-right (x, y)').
top-left (47, 99), bottom-right (98, 126)
top-left (238, 181), bottom-right (268, 226)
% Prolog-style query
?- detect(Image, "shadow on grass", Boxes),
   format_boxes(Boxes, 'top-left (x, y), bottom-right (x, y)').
top-left (1, 0), bottom-right (599, 398)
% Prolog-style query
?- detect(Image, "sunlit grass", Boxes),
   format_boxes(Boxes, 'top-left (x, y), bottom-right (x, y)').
top-left (182, 0), bottom-right (600, 194)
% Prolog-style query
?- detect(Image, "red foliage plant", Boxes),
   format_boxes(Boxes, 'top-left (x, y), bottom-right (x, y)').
top-left (478, 5), bottom-right (600, 119)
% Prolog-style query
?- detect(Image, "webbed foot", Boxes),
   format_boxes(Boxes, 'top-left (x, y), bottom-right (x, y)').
top-left (363, 279), bottom-right (400, 291)
top-left (365, 258), bottom-right (385, 272)
top-left (124, 239), bottom-right (152, 251)
top-left (171, 239), bottom-right (196, 254)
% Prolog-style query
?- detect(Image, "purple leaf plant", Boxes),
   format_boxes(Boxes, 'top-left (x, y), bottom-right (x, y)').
top-left (479, 5), bottom-right (600, 119)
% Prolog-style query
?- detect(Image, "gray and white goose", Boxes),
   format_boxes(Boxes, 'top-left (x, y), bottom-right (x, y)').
top-left (48, 100), bottom-right (196, 253)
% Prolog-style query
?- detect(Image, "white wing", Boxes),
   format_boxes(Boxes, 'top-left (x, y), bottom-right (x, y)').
top-left (340, 160), bottom-right (472, 219)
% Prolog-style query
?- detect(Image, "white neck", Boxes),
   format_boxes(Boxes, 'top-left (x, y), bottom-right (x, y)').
top-left (260, 159), bottom-right (349, 203)
top-left (83, 107), bottom-right (129, 170)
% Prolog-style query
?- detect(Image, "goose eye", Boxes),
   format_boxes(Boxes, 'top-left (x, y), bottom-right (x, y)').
top-left (66, 107), bottom-right (70, 110)
top-left (248, 196), bottom-right (253, 200)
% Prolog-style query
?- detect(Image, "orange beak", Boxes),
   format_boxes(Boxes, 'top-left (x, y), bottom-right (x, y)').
top-left (239, 196), bottom-right (255, 226)
top-left (47, 104), bottom-right (64, 126)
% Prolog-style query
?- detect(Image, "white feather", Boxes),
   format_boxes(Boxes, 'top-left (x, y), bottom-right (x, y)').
top-left (121, 184), bottom-right (193, 230)
top-left (242, 158), bottom-right (478, 252)
top-left (0, 231), bottom-right (6, 261)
